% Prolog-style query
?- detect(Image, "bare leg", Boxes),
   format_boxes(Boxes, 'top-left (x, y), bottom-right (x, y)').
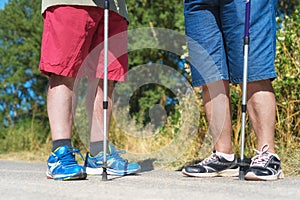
top-left (202, 80), bottom-right (233, 154)
top-left (47, 74), bottom-right (75, 141)
top-left (242, 79), bottom-right (276, 153)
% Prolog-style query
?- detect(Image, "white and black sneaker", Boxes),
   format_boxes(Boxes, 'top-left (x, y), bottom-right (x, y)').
top-left (245, 144), bottom-right (284, 181)
top-left (182, 151), bottom-right (239, 177)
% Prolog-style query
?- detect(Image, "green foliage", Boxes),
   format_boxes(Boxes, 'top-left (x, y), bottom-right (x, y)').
top-left (126, 0), bottom-right (185, 126)
top-left (273, 9), bottom-right (300, 149)
top-left (0, 116), bottom-right (49, 153)
top-left (0, 0), bottom-right (47, 127)
top-left (275, 9), bottom-right (300, 101)
top-left (277, 0), bottom-right (299, 16)
top-left (127, 0), bottom-right (184, 31)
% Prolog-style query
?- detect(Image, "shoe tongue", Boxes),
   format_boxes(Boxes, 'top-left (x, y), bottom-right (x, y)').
top-left (108, 145), bottom-right (126, 155)
top-left (109, 144), bottom-right (115, 153)
top-left (54, 145), bottom-right (71, 155)
top-left (258, 150), bottom-right (279, 160)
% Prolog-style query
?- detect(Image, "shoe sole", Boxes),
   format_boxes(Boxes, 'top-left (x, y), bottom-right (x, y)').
top-left (46, 171), bottom-right (87, 181)
top-left (182, 168), bottom-right (239, 178)
top-left (86, 167), bottom-right (141, 176)
top-left (86, 167), bottom-right (103, 175)
top-left (244, 170), bottom-right (284, 181)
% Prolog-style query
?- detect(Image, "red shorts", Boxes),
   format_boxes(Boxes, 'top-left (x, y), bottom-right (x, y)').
top-left (39, 5), bottom-right (128, 81)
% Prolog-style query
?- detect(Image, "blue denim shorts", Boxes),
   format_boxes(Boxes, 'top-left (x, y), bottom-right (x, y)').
top-left (184, 0), bottom-right (277, 86)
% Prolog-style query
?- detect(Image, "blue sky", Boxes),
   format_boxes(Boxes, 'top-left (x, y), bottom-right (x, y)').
top-left (0, 0), bottom-right (8, 9)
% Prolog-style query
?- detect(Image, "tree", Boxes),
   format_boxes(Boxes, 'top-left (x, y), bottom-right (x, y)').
top-left (124, 0), bottom-right (186, 126)
top-left (0, 0), bottom-right (47, 127)
top-left (278, 0), bottom-right (299, 16)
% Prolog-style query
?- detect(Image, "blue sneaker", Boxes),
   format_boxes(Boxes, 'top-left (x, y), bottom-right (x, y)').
top-left (46, 146), bottom-right (87, 181)
top-left (85, 145), bottom-right (141, 176)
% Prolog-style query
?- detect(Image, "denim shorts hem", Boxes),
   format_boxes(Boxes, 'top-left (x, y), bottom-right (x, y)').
top-left (192, 76), bottom-right (229, 87)
top-left (230, 72), bottom-right (277, 84)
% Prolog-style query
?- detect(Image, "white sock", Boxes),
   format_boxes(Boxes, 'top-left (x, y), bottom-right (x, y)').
top-left (216, 151), bottom-right (235, 161)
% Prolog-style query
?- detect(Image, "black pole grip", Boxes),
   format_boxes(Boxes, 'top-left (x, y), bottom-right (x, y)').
top-left (104, 0), bottom-right (109, 9)
top-left (244, 36), bottom-right (250, 45)
top-left (103, 101), bottom-right (108, 109)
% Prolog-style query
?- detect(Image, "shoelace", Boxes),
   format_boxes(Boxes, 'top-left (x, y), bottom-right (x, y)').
top-left (250, 144), bottom-right (271, 167)
top-left (199, 152), bottom-right (218, 165)
top-left (58, 147), bottom-right (85, 165)
top-left (110, 149), bottom-right (128, 164)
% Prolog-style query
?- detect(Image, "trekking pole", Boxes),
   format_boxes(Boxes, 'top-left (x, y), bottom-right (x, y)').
top-left (239, 0), bottom-right (251, 180)
top-left (102, 0), bottom-right (109, 181)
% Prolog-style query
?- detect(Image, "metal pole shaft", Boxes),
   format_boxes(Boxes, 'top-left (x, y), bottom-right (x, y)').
top-left (239, 0), bottom-right (251, 180)
top-left (240, 45), bottom-right (249, 161)
top-left (102, 0), bottom-right (109, 181)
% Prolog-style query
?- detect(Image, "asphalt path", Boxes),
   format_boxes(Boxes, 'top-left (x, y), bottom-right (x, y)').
top-left (0, 160), bottom-right (299, 200)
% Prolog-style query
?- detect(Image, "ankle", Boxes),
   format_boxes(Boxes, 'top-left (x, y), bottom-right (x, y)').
top-left (52, 139), bottom-right (72, 152)
top-left (90, 140), bottom-right (110, 156)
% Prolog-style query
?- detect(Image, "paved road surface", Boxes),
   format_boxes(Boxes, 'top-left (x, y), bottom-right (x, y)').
top-left (0, 160), bottom-right (299, 200)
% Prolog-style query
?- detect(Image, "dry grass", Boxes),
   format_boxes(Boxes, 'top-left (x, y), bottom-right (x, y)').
top-left (110, 87), bottom-right (300, 177)
top-left (0, 90), bottom-right (299, 177)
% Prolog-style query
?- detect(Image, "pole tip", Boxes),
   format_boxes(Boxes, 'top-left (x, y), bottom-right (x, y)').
top-left (239, 170), bottom-right (245, 180)
top-left (102, 167), bottom-right (108, 181)
top-left (238, 159), bottom-right (250, 181)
